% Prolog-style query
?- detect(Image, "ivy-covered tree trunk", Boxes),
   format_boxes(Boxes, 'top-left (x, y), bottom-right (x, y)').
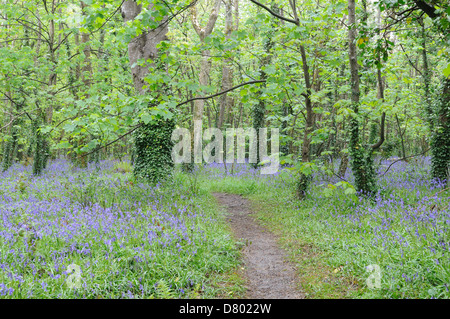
top-left (88, 135), bottom-right (101, 166)
top-left (0, 18), bottom-right (16, 172)
top-left (420, 19), bottom-right (449, 183)
top-left (78, 1), bottom-right (92, 168)
top-left (32, 116), bottom-right (47, 175)
top-left (1, 98), bottom-right (19, 172)
top-left (252, 92), bottom-right (266, 169)
top-left (297, 44), bottom-right (314, 198)
top-left (347, 0), bottom-right (378, 196)
top-left (431, 78), bottom-right (450, 183)
top-left (31, 8), bottom-right (55, 175)
top-left (121, 0), bottom-right (174, 184)
top-left (133, 118), bottom-right (175, 183)
top-left (252, 5), bottom-right (276, 169)
top-left (280, 103), bottom-right (291, 156)
top-left (1, 125), bottom-right (17, 172)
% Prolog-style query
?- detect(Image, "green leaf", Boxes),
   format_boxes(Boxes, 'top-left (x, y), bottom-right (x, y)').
top-left (56, 141), bottom-right (72, 149)
top-left (443, 62), bottom-right (450, 78)
top-left (323, 188), bottom-right (333, 198)
top-left (344, 187), bottom-right (356, 195)
top-left (63, 122), bottom-right (77, 133)
top-left (141, 113), bottom-right (153, 124)
top-left (40, 126), bottom-right (52, 134)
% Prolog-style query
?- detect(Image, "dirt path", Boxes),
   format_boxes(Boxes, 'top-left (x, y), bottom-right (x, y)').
top-left (213, 193), bottom-right (304, 299)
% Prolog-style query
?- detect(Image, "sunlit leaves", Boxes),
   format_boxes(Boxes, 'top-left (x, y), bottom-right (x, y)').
top-left (444, 63), bottom-right (450, 78)
top-left (321, 181), bottom-right (357, 202)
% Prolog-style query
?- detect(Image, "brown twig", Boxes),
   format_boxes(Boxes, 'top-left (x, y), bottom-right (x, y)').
top-left (379, 148), bottom-right (431, 177)
top-left (433, 187), bottom-right (449, 197)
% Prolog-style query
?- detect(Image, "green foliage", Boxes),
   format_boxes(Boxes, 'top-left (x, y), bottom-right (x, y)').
top-left (133, 117), bottom-right (175, 184)
top-left (68, 174), bottom-right (102, 208)
top-left (1, 0), bottom-right (449, 301)
top-left (0, 0), bottom-right (443, 188)
top-left (152, 280), bottom-right (175, 299)
top-left (15, 173), bottom-right (29, 195)
top-left (368, 122), bottom-right (378, 145)
top-left (296, 173), bottom-right (312, 199)
top-left (322, 181), bottom-right (358, 203)
top-left (113, 161), bottom-right (133, 174)
top-left (380, 140), bottom-right (399, 159)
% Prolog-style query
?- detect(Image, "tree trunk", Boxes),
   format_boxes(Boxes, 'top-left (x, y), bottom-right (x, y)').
top-left (218, 0), bottom-right (233, 130)
top-left (296, 44), bottom-right (314, 198)
top-left (121, 0), bottom-right (174, 184)
top-left (191, 0), bottom-right (221, 123)
top-left (252, 3), bottom-right (278, 168)
top-left (347, 0), bottom-right (377, 195)
top-left (186, 0), bottom-right (221, 171)
top-left (338, 154), bottom-right (349, 178)
top-left (431, 78), bottom-right (450, 183)
top-left (79, 0), bottom-right (92, 168)
top-left (33, 7), bottom-right (57, 175)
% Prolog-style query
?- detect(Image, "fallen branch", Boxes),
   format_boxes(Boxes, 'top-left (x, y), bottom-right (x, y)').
top-left (379, 148), bottom-right (431, 177)
top-left (332, 171), bottom-right (349, 183)
top-left (434, 187), bottom-right (449, 197)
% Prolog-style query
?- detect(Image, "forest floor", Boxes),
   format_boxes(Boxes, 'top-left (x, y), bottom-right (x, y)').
top-left (1, 158), bottom-right (449, 299)
top-left (213, 193), bottom-right (304, 299)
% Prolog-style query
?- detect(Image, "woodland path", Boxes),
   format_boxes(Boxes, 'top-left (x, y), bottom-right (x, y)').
top-left (213, 193), bottom-right (304, 299)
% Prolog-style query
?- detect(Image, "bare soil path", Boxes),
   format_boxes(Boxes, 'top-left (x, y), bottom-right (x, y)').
top-left (213, 193), bottom-right (304, 299)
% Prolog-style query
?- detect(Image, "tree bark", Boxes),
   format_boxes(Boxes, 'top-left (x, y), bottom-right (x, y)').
top-left (191, 0), bottom-right (221, 123)
top-left (347, 0), bottom-right (377, 195)
top-left (121, 0), bottom-right (174, 183)
top-left (121, 0), bottom-right (169, 94)
top-left (218, 0), bottom-right (233, 130)
top-left (431, 78), bottom-right (450, 182)
top-left (79, 1), bottom-right (92, 168)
